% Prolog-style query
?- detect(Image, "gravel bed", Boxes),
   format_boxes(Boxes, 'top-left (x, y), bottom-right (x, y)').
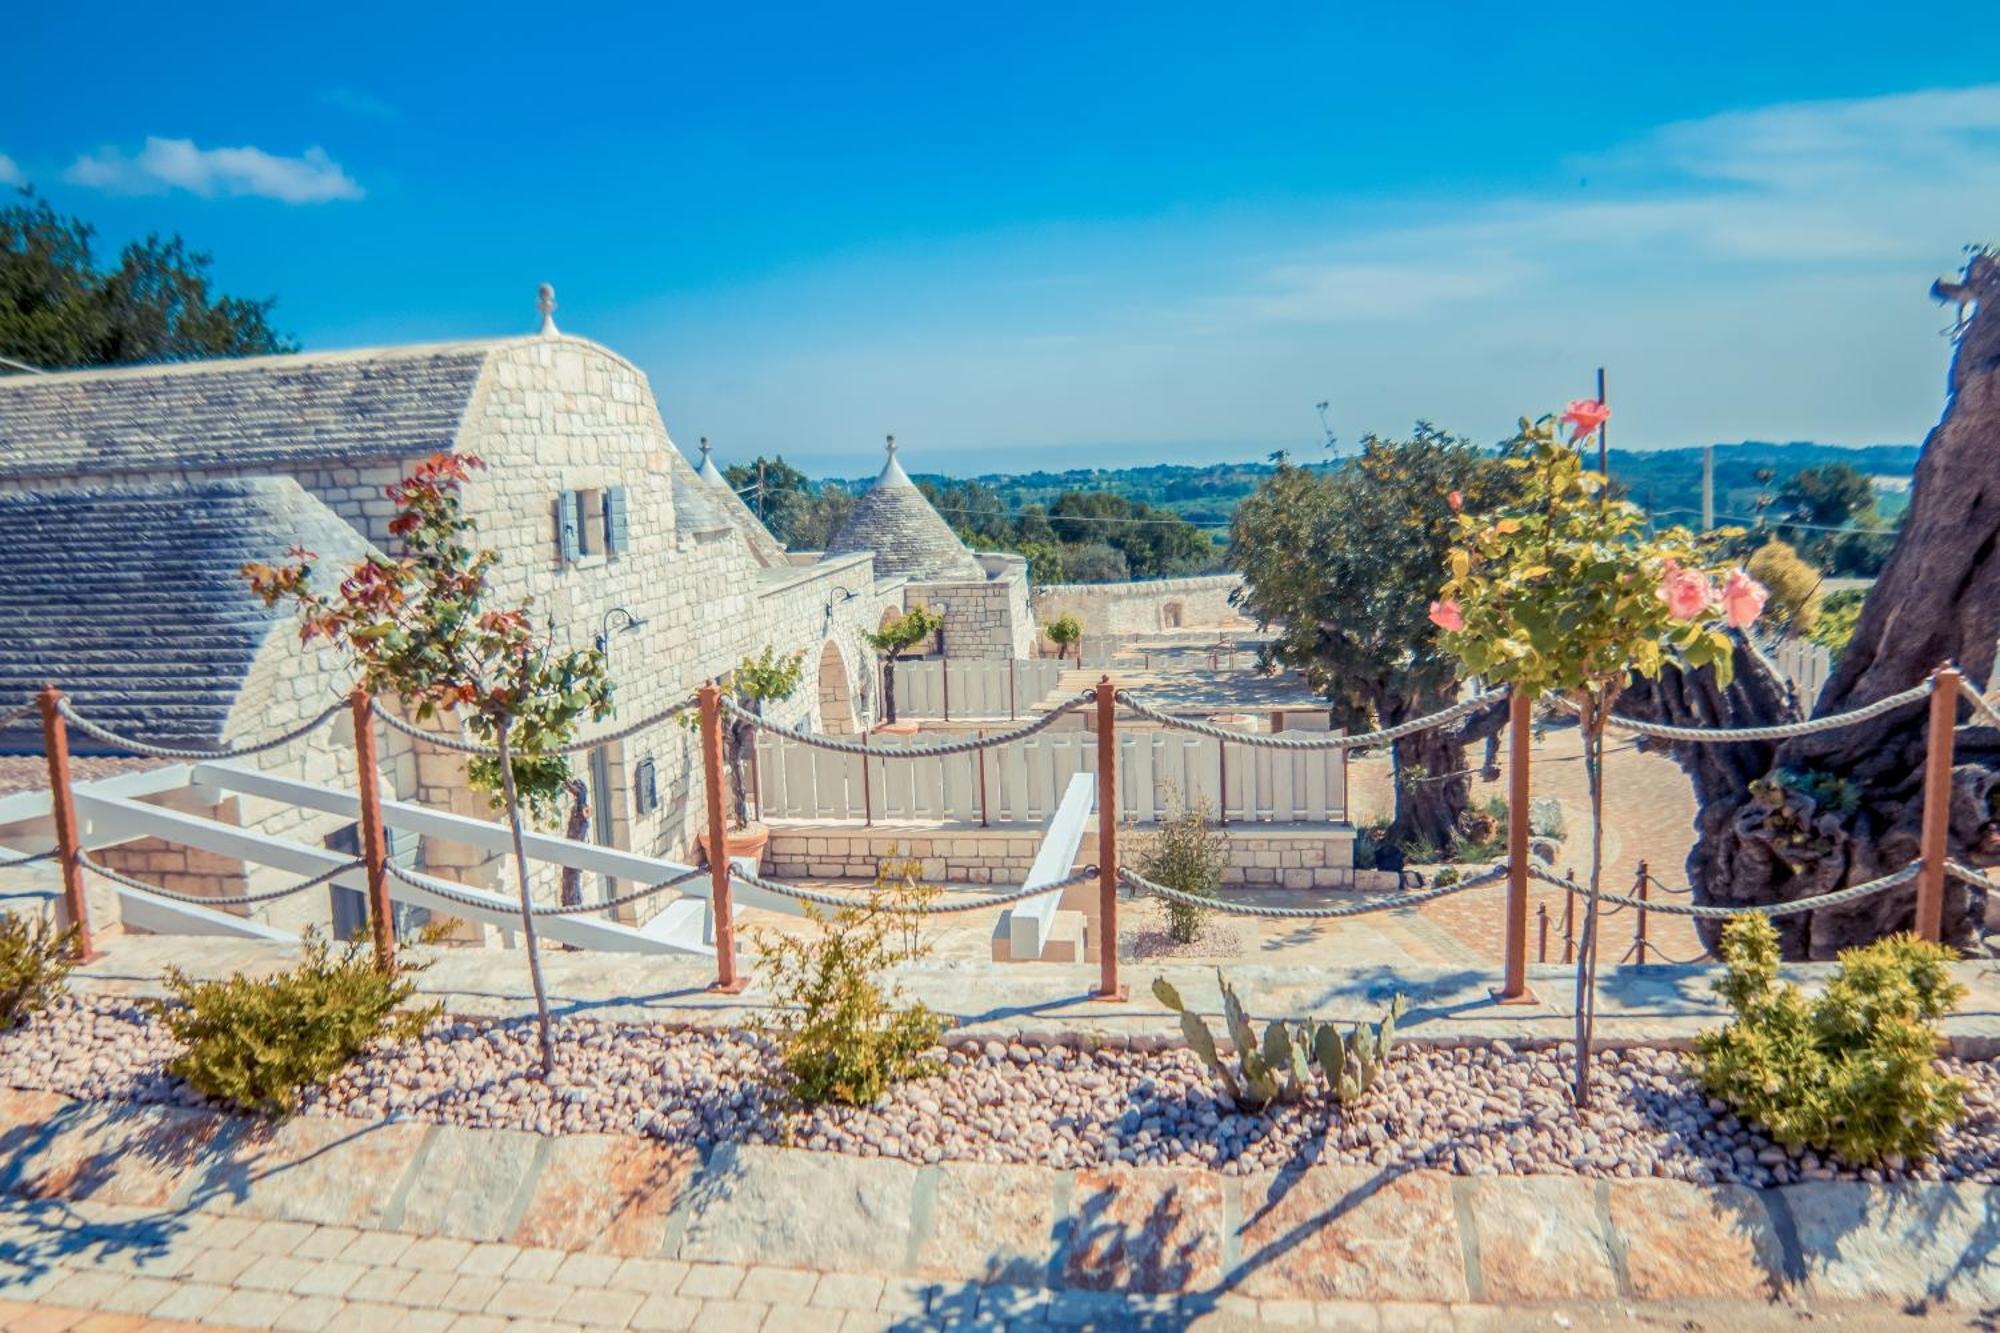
top-left (3, 994), bottom-right (1996, 1187)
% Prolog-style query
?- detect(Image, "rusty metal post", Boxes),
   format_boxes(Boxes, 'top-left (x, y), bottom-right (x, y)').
top-left (1561, 868), bottom-right (1576, 965)
top-left (350, 688), bottom-right (395, 968)
top-left (1496, 690), bottom-right (1534, 1003)
top-left (1633, 860), bottom-right (1650, 966)
top-left (37, 687), bottom-right (94, 961)
top-left (1915, 665), bottom-right (1961, 943)
top-left (976, 732), bottom-right (990, 829)
top-left (1537, 903), bottom-right (1550, 963)
top-left (1093, 677), bottom-right (1125, 1000)
top-left (860, 730), bottom-right (873, 828)
top-left (698, 682), bottom-right (742, 992)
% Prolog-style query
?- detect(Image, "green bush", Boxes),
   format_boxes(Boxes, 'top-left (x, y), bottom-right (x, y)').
top-left (1135, 789), bottom-right (1229, 943)
top-left (0, 912), bottom-right (77, 1028)
top-left (1694, 916), bottom-right (1966, 1163)
top-left (755, 857), bottom-right (949, 1106)
top-left (152, 931), bottom-right (438, 1115)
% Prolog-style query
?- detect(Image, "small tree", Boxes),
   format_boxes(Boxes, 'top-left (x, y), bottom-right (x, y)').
top-left (1430, 407), bottom-right (1763, 1101)
top-left (723, 645), bottom-right (805, 828)
top-left (1045, 612), bottom-right (1082, 663)
top-left (865, 606), bottom-right (942, 725)
top-left (1136, 789), bottom-right (1229, 943)
top-left (246, 453), bottom-right (611, 1077)
top-left (1745, 539), bottom-right (1822, 638)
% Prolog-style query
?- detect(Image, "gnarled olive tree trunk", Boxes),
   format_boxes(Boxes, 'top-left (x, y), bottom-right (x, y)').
top-left (1625, 255), bottom-right (2000, 957)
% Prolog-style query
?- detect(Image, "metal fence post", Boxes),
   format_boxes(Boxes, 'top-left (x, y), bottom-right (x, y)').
top-left (351, 688), bottom-right (395, 969)
top-left (1496, 690), bottom-right (1533, 1002)
top-left (1537, 903), bottom-right (1549, 963)
top-left (37, 686), bottom-right (94, 961)
top-left (1094, 676), bottom-right (1125, 1000)
top-left (1561, 868), bottom-right (1576, 965)
top-left (1633, 860), bottom-right (1650, 966)
top-left (1915, 665), bottom-right (1960, 943)
top-left (698, 681), bottom-right (743, 992)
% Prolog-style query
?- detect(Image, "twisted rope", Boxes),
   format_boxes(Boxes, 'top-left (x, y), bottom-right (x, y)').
top-left (385, 859), bottom-right (710, 916)
top-left (1944, 860), bottom-right (2000, 894)
top-left (730, 863), bottom-right (1100, 913)
top-left (1956, 679), bottom-right (2000, 731)
top-left (1563, 680), bottom-right (1935, 744)
top-left (1119, 862), bottom-right (1508, 919)
top-left (729, 689), bottom-right (1097, 758)
top-left (57, 697), bottom-right (347, 761)
top-left (0, 848), bottom-right (57, 870)
top-left (81, 855), bottom-right (362, 908)
top-left (0, 698), bottom-right (38, 734)
top-left (1526, 861), bottom-right (1922, 918)
top-left (370, 695), bottom-right (700, 758)
top-left (1115, 687), bottom-right (1508, 751)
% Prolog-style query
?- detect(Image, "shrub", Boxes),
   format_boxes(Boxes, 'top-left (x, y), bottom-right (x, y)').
top-left (1044, 612), bottom-right (1083, 662)
top-left (1746, 539), bottom-right (1823, 637)
top-left (0, 912), bottom-right (77, 1029)
top-left (1809, 588), bottom-right (1867, 657)
top-left (1450, 796), bottom-right (1508, 861)
top-left (1154, 971), bottom-right (1402, 1109)
top-left (755, 857), bottom-right (949, 1106)
top-left (1694, 916), bottom-right (1966, 1163)
top-left (1135, 789), bottom-right (1228, 943)
top-left (153, 931), bottom-right (439, 1116)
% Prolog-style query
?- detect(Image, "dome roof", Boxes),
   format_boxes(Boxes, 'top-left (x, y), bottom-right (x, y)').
top-left (691, 438), bottom-right (787, 566)
top-left (825, 437), bottom-right (985, 582)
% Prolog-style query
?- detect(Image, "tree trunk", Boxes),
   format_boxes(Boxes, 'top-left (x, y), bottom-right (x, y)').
top-left (495, 722), bottom-right (558, 1076)
top-left (1623, 254), bottom-right (2000, 957)
top-left (559, 778), bottom-right (589, 909)
top-left (726, 713), bottom-right (756, 828)
top-left (881, 656), bottom-right (899, 724)
top-left (1385, 687), bottom-right (1474, 854)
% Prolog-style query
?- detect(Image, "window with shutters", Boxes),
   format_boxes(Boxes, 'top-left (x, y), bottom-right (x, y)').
top-left (634, 756), bottom-right (658, 814)
top-left (557, 487), bottom-right (624, 565)
top-left (603, 486), bottom-right (630, 557)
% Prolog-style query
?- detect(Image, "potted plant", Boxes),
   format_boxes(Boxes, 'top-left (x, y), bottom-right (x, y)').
top-left (865, 606), bottom-right (942, 726)
top-left (697, 644), bottom-right (805, 869)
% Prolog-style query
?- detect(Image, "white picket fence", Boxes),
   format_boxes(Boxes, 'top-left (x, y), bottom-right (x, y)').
top-left (890, 658), bottom-right (1065, 719)
top-left (754, 727), bottom-right (1346, 825)
top-left (1768, 637), bottom-right (1832, 704)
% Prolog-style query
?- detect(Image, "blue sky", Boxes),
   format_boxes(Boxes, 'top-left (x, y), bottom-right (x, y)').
top-left (6, 3), bottom-right (1996, 475)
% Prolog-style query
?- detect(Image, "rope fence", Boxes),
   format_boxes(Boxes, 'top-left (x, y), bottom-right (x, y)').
top-left (81, 855), bottom-right (364, 909)
top-left (0, 698), bottom-right (38, 735)
top-left (1116, 686), bottom-right (1508, 751)
top-left (371, 695), bottom-right (702, 758)
top-left (1957, 679), bottom-right (2000, 732)
top-left (1527, 861), bottom-right (1923, 919)
top-left (1119, 861), bottom-right (1510, 919)
top-left (729, 862), bottom-right (1101, 914)
top-left (385, 859), bottom-right (713, 917)
top-left (57, 697), bottom-right (348, 762)
top-left (1559, 679), bottom-right (1937, 744)
top-left (725, 689), bottom-right (1097, 757)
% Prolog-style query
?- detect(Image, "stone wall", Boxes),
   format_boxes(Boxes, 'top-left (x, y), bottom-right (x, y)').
top-left (765, 820), bottom-right (1371, 890)
top-left (1031, 573), bottom-right (1242, 643)
top-left (910, 557), bottom-right (1034, 662)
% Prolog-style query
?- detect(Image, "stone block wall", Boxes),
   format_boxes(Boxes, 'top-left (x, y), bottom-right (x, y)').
top-left (1031, 574), bottom-right (1243, 644)
top-left (914, 562), bottom-right (1034, 663)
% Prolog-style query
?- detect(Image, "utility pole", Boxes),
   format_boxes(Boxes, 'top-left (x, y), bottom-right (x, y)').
top-left (1595, 366), bottom-right (1609, 479)
top-left (756, 460), bottom-right (766, 522)
top-left (1701, 446), bottom-right (1716, 531)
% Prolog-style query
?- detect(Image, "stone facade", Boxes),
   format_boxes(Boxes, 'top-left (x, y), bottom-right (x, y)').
top-left (1031, 573), bottom-right (1242, 645)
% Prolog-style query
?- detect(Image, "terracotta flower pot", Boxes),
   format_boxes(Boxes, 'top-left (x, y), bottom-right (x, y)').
top-left (697, 821), bottom-right (770, 871)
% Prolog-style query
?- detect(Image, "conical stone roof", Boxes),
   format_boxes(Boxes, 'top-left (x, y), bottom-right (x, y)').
top-left (826, 437), bottom-right (985, 582)
top-left (692, 438), bottom-right (787, 566)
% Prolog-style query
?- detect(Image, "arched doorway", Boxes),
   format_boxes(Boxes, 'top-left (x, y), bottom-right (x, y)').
top-left (817, 639), bottom-right (860, 736)
top-left (1162, 601), bottom-right (1185, 630)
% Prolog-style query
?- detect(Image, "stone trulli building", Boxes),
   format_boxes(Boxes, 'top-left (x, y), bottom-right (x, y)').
top-left (0, 297), bottom-right (1039, 940)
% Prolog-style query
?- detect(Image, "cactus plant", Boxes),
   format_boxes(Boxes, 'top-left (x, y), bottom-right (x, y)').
top-left (1152, 972), bottom-right (1403, 1110)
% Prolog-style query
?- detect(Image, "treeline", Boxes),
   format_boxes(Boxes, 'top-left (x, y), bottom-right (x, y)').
top-left (724, 457), bottom-right (1225, 582)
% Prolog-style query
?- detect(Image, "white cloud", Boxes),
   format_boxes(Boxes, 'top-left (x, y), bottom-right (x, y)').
top-left (0, 154), bottom-right (21, 186)
top-left (64, 137), bottom-right (362, 204)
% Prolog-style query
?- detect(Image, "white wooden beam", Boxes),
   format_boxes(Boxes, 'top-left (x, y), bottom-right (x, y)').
top-left (1006, 772), bottom-right (1096, 959)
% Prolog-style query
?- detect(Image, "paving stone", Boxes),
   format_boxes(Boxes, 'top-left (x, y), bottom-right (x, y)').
top-left (1784, 1181), bottom-right (1999, 1307)
top-left (630, 1291), bottom-right (702, 1330)
top-left (89, 1273), bottom-right (174, 1314)
top-left (506, 1246), bottom-right (572, 1282)
top-left (238, 1219), bottom-right (319, 1257)
top-left (326, 1303), bottom-right (442, 1333)
top-left (457, 1242), bottom-right (522, 1278)
top-left (976, 1283), bottom-right (1049, 1319)
top-left (0, 1094), bottom-right (231, 1211)
top-left (1314, 1299), bottom-right (1383, 1331)
top-left (514, 1133), bottom-right (698, 1257)
top-left (443, 1315), bottom-right (510, 1333)
top-left (398, 1126), bottom-right (544, 1242)
top-left (442, 1273), bottom-right (505, 1313)
top-left (236, 1254), bottom-right (318, 1293)
top-left (337, 1229), bottom-right (416, 1267)
top-left (1064, 1167), bottom-right (1223, 1294)
top-left (1606, 1180), bottom-right (1782, 1301)
top-left (874, 1276), bottom-right (940, 1315)
top-left (736, 1265), bottom-right (817, 1305)
top-left (1232, 1168), bottom-right (1468, 1303)
top-left (568, 1285), bottom-right (646, 1327)
top-left (292, 1224), bottom-right (364, 1260)
top-left (207, 1286), bottom-right (301, 1330)
top-left (344, 1262), bottom-right (415, 1303)
top-left (1460, 1177), bottom-right (1615, 1302)
top-left (486, 1278), bottom-right (576, 1320)
top-left (678, 1146), bottom-right (918, 1273)
top-left (808, 1271), bottom-right (884, 1310)
top-left (275, 1293), bottom-right (349, 1331)
top-left (1257, 1298), bottom-right (1318, 1326)
top-left (759, 1305), bottom-right (815, 1331)
top-left (191, 1114), bottom-right (428, 1229)
top-left (610, 1256), bottom-right (692, 1293)
top-left (677, 1263), bottom-right (745, 1300)
top-left (688, 1299), bottom-right (769, 1332)
top-left (834, 1312), bottom-right (903, 1333)
top-left (183, 1246), bottom-right (258, 1285)
top-left (398, 1267), bottom-right (463, 1309)
top-left (1372, 1303), bottom-right (1455, 1332)
top-left (145, 1279), bottom-right (232, 1323)
top-left (554, 1250), bottom-right (624, 1287)
top-left (291, 1256), bottom-right (368, 1297)
top-left (914, 1161), bottom-right (1057, 1284)
top-left (400, 1237), bottom-right (477, 1272)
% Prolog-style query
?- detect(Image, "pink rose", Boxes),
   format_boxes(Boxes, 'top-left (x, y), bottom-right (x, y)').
top-left (1659, 558), bottom-right (1717, 621)
top-left (1428, 599), bottom-right (1464, 632)
top-left (1447, 490), bottom-right (1464, 512)
top-left (1561, 398), bottom-right (1611, 443)
top-left (1720, 569), bottom-right (1768, 629)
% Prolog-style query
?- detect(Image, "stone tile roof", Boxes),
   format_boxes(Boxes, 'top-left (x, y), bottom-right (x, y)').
top-left (0, 341), bottom-right (507, 480)
top-left (825, 440), bottom-right (985, 582)
top-left (691, 440), bottom-right (788, 566)
top-left (0, 479), bottom-right (373, 753)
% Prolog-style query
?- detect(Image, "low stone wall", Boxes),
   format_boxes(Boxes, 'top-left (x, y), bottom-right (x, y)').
top-left (766, 820), bottom-right (1373, 889)
top-left (1031, 573), bottom-right (1241, 642)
